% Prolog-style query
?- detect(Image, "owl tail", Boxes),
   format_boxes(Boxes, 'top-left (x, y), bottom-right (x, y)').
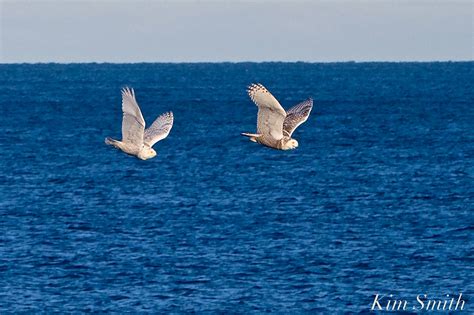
top-left (241, 132), bottom-right (261, 143)
top-left (105, 137), bottom-right (120, 147)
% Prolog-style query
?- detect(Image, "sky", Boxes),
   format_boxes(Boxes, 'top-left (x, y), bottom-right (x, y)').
top-left (0, 0), bottom-right (472, 63)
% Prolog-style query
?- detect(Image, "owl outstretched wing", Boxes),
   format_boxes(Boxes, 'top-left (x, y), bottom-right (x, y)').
top-left (121, 87), bottom-right (145, 148)
top-left (144, 112), bottom-right (174, 147)
top-left (283, 98), bottom-right (313, 137)
top-left (247, 83), bottom-right (287, 141)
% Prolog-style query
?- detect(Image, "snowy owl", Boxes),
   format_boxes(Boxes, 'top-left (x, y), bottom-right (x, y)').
top-left (241, 83), bottom-right (313, 150)
top-left (105, 87), bottom-right (173, 160)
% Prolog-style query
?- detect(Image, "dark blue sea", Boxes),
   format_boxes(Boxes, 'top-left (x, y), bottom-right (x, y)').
top-left (0, 62), bottom-right (473, 313)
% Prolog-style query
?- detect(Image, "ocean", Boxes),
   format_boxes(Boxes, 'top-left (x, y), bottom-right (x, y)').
top-left (0, 62), bottom-right (472, 312)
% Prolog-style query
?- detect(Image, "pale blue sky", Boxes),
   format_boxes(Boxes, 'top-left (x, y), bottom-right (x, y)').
top-left (1, 0), bottom-right (472, 63)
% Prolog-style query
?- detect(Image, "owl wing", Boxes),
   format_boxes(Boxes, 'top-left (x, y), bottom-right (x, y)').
top-left (144, 112), bottom-right (174, 147)
top-left (247, 83), bottom-right (286, 141)
top-left (121, 87), bottom-right (145, 148)
top-left (283, 98), bottom-right (313, 137)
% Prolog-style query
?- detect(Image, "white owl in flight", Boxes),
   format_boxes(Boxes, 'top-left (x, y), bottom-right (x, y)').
top-left (105, 87), bottom-right (173, 160)
top-left (242, 83), bottom-right (313, 150)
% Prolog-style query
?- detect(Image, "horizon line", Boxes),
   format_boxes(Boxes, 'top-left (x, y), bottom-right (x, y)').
top-left (1, 60), bottom-right (473, 65)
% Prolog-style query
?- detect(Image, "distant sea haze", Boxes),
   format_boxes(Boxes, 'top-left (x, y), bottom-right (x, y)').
top-left (2, 1), bottom-right (472, 63)
top-left (0, 62), bottom-right (472, 312)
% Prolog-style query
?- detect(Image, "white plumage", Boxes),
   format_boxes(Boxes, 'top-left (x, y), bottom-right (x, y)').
top-left (242, 83), bottom-right (313, 150)
top-left (105, 87), bottom-right (173, 160)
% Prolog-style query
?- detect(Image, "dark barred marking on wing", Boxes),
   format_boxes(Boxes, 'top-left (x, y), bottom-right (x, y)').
top-left (144, 112), bottom-right (174, 147)
top-left (247, 83), bottom-right (270, 105)
top-left (283, 98), bottom-right (313, 137)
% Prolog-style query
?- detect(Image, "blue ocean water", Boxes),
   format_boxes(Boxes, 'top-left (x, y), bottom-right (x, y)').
top-left (0, 62), bottom-right (473, 313)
